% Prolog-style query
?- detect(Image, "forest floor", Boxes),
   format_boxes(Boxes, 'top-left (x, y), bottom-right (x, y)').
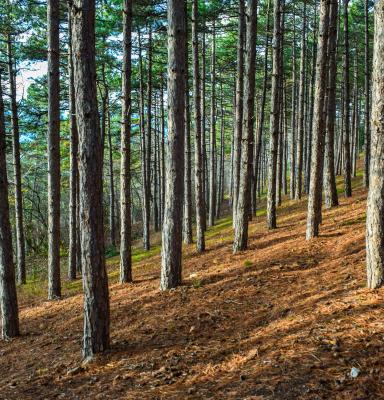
top-left (1, 171), bottom-right (384, 400)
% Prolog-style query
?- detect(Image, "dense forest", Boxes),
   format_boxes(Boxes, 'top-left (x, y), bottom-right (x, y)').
top-left (1, 0), bottom-right (384, 397)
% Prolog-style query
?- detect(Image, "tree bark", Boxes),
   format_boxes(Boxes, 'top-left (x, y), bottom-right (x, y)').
top-left (324, 0), bottom-right (339, 209)
top-left (160, 80), bottom-right (166, 225)
top-left (183, 13), bottom-right (193, 245)
top-left (294, 1), bottom-right (306, 200)
top-left (138, 31), bottom-right (149, 250)
top-left (201, 26), bottom-right (208, 231)
top-left (216, 88), bottom-right (225, 219)
top-left (0, 72), bottom-right (19, 339)
top-left (7, 36), bottom-right (26, 285)
top-left (160, 0), bottom-right (186, 290)
top-left (120, 0), bottom-right (132, 283)
top-left (254, 0), bottom-right (271, 211)
top-left (343, 0), bottom-right (352, 197)
top-left (192, 0), bottom-right (205, 253)
top-left (70, 0), bottom-right (110, 358)
top-left (68, 7), bottom-right (79, 281)
top-left (366, 0), bottom-right (384, 289)
top-left (107, 108), bottom-right (116, 247)
top-left (47, 0), bottom-right (61, 299)
top-left (232, 0), bottom-right (245, 219)
top-left (233, 0), bottom-right (258, 252)
top-left (276, 7), bottom-right (285, 208)
top-left (267, 0), bottom-right (281, 229)
top-left (208, 22), bottom-right (216, 228)
top-left (305, 13), bottom-right (317, 195)
top-left (290, 9), bottom-right (297, 199)
top-left (363, 0), bottom-right (370, 187)
top-left (306, 0), bottom-right (330, 239)
top-left (145, 27), bottom-right (153, 248)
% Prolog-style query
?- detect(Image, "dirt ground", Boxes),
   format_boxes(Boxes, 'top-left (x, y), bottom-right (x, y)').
top-left (1, 176), bottom-right (383, 400)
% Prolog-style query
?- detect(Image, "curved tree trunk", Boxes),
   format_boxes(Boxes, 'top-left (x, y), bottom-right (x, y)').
top-left (366, 0), bottom-right (384, 289)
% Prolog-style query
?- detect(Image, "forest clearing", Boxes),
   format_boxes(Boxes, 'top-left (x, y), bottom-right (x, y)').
top-left (1, 172), bottom-right (383, 399)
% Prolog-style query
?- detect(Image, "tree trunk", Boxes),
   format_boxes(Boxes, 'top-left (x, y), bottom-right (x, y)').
top-left (343, 0), bottom-right (352, 197)
top-left (107, 109), bottom-right (116, 247)
top-left (282, 88), bottom-right (288, 196)
top-left (7, 36), bottom-right (26, 285)
top-left (153, 104), bottom-right (160, 232)
top-left (290, 9), bottom-right (297, 199)
top-left (161, 81), bottom-right (166, 225)
top-left (254, 0), bottom-right (271, 211)
top-left (209, 22), bottom-right (216, 228)
top-left (294, 1), bottom-right (306, 200)
top-left (47, 0), bottom-right (61, 299)
top-left (305, 18), bottom-right (317, 195)
top-left (351, 54), bottom-right (358, 178)
top-left (120, 0), bottom-right (132, 283)
top-left (363, 0), bottom-right (370, 187)
top-left (145, 27), bottom-right (153, 248)
top-left (183, 13), bottom-right (193, 245)
top-left (324, 0), bottom-right (339, 209)
top-left (216, 86), bottom-right (225, 219)
top-left (68, 6), bottom-right (79, 281)
top-left (276, 4), bottom-right (285, 208)
top-left (192, 0), bottom-right (205, 253)
top-left (366, 0), bottom-right (384, 289)
top-left (0, 72), bottom-right (19, 339)
top-left (232, 0), bottom-right (245, 220)
top-left (70, 0), bottom-right (110, 358)
top-left (201, 27), bottom-right (208, 231)
top-left (76, 165), bottom-right (81, 274)
top-left (160, 0), bottom-right (186, 290)
top-left (267, 0), bottom-right (281, 229)
top-left (233, 0), bottom-right (258, 252)
top-left (138, 31), bottom-right (149, 251)
top-left (304, 7), bottom-right (317, 193)
top-left (306, 0), bottom-right (330, 239)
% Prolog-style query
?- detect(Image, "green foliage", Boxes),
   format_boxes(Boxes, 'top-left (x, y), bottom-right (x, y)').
top-left (192, 278), bottom-right (203, 289)
top-left (105, 246), bottom-right (119, 259)
top-left (243, 260), bottom-right (253, 268)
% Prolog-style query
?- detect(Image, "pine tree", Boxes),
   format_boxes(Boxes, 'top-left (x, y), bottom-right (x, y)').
top-left (70, 0), bottom-right (110, 358)
top-left (160, 0), bottom-right (186, 290)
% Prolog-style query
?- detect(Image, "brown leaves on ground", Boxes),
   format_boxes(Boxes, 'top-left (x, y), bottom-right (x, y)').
top-left (1, 183), bottom-right (383, 399)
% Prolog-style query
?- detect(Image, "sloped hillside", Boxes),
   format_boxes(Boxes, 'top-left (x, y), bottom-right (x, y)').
top-left (0, 175), bottom-right (383, 400)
